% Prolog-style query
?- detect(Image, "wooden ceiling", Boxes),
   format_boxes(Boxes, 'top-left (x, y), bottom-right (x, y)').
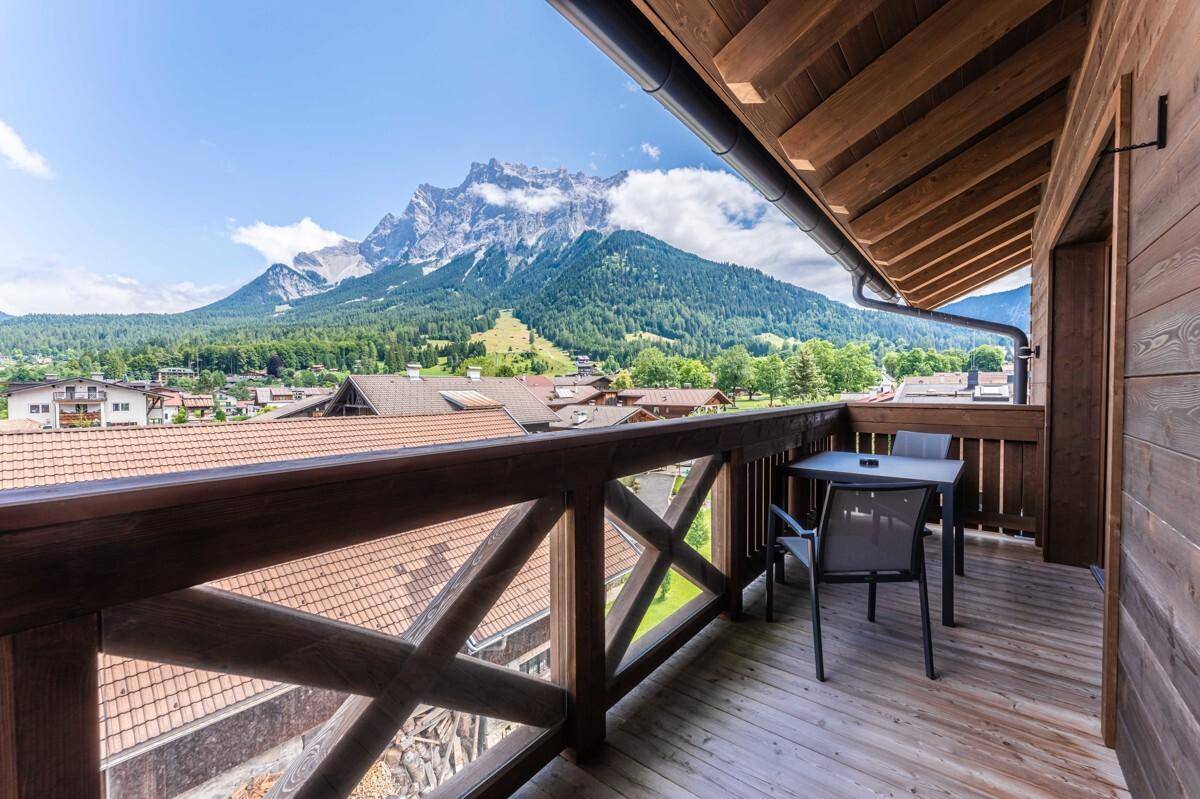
top-left (631, 0), bottom-right (1090, 308)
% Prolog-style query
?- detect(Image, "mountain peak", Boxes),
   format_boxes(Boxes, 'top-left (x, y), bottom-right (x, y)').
top-left (358, 159), bottom-right (621, 270)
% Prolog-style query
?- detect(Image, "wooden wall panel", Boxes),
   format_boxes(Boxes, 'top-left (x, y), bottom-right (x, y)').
top-left (1115, 1), bottom-right (1200, 793)
top-left (1032, 0), bottom-right (1199, 790)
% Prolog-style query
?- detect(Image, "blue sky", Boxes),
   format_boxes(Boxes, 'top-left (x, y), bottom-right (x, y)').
top-left (0, 1), bottom-right (1025, 314)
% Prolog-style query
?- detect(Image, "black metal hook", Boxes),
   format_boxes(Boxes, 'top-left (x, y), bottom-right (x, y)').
top-left (1102, 94), bottom-right (1167, 155)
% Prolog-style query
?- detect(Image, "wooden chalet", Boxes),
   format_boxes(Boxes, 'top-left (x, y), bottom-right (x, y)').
top-left (1, 1), bottom-right (1197, 797)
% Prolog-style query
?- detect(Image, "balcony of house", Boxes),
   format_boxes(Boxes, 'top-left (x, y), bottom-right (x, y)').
top-left (0, 401), bottom-right (1129, 798)
top-left (53, 390), bottom-right (107, 402)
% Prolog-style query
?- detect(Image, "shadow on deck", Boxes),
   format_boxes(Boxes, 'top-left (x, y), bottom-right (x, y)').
top-left (518, 533), bottom-right (1128, 798)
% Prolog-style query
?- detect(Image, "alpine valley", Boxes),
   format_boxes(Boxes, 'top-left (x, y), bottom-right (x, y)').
top-left (0, 160), bottom-right (1023, 364)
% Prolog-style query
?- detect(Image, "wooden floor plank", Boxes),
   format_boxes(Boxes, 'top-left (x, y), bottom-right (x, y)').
top-left (524, 533), bottom-right (1128, 798)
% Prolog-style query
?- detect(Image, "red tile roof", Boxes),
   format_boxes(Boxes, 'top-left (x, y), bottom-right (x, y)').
top-left (618, 388), bottom-right (732, 408)
top-left (0, 411), bottom-right (637, 762)
top-left (0, 411), bottom-right (523, 491)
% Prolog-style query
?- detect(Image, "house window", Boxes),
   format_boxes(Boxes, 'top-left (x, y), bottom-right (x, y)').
top-left (28, 403), bottom-right (50, 414)
top-left (518, 649), bottom-right (551, 676)
top-left (112, 402), bottom-right (130, 412)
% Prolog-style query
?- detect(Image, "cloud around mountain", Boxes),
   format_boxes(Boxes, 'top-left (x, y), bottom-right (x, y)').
top-left (230, 217), bottom-right (349, 266)
top-left (606, 167), bottom-right (851, 302)
top-left (468, 182), bottom-right (570, 214)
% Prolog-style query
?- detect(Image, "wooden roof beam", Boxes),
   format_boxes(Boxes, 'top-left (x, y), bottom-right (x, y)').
top-left (713, 0), bottom-right (884, 104)
top-left (820, 9), bottom-right (1087, 214)
top-left (887, 189), bottom-right (1040, 280)
top-left (911, 249), bottom-right (1033, 308)
top-left (779, 0), bottom-right (1053, 172)
top-left (850, 91), bottom-right (1065, 239)
top-left (869, 145), bottom-right (1050, 265)
top-left (898, 233), bottom-right (1032, 295)
top-left (891, 213), bottom-right (1036, 287)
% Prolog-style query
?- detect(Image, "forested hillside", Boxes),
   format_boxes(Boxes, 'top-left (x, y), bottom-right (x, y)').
top-left (0, 230), bottom-right (1003, 371)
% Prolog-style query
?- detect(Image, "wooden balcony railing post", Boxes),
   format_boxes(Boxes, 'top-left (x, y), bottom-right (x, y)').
top-left (550, 483), bottom-right (606, 761)
top-left (712, 449), bottom-right (747, 619)
top-left (0, 615), bottom-right (101, 799)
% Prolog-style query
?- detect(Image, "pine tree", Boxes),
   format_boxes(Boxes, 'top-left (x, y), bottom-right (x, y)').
top-left (785, 349), bottom-right (826, 400)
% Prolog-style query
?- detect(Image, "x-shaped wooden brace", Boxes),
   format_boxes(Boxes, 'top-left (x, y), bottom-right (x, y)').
top-left (263, 496), bottom-right (565, 799)
top-left (602, 456), bottom-right (725, 681)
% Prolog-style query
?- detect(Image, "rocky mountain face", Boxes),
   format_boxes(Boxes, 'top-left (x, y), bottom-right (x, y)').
top-left (216, 263), bottom-right (326, 307)
top-left (248, 159), bottom-right (623, 306)
top-left (941, 284), bottom-right (1031, 332)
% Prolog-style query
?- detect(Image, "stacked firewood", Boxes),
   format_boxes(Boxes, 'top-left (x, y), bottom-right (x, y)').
top-left (229, 708), bottom-right (482, 799)
top-left (378, 707), bottom-right (481, 796)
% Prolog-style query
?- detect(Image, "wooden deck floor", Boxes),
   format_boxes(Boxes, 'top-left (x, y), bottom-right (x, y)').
top-left (517, 533), bottom-right (1128, 798)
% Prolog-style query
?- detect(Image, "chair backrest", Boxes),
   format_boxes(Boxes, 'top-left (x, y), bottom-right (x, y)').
top-left (816, 482), bottom-right (937, 577)
top-left (891, 430), bottom-right (952, 460)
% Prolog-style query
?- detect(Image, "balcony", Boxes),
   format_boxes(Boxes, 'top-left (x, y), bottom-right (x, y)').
top-left (0, 401), bottom-right (1129, 798)
top-left (53, 390), bottom-right (107, 402)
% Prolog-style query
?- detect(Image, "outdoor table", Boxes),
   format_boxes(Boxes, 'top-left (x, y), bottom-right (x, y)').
top-left (778, 450), bottom-right (965, 626)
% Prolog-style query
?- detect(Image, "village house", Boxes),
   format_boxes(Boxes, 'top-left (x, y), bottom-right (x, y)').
top-left (549, 404), bottom-right (661, 430)
top-left (152, 366), bottom-right (195, 384)
top-left (250, 385), bottom-right (334, 412)
top-left (616, 387), bottom-right (732, 419)
top-left (892, 370), bottom-right (1014, 403)
top-left (0, 375), bottom-right (167, 429)
top-left (325, 364), bottom-right (560, 432)
top-left (0, 412), bottom-right (639, 798)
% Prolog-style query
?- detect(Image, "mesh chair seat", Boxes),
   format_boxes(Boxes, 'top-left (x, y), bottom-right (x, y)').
top-left (766, 481), bottom-right (939, 681)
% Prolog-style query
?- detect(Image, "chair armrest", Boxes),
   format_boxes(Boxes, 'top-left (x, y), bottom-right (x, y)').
top-left (769, 504), bottom-right (817, 567)
top-left (769, 504), bottom-right (817, 539)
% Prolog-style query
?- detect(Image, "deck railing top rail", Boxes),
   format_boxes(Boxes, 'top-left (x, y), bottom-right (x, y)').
top-left (0, 401), bottom-right (1045, 799)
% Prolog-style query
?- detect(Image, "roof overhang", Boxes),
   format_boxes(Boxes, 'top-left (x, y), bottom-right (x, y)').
top-left (560, 0), bottom-right (1088, 309)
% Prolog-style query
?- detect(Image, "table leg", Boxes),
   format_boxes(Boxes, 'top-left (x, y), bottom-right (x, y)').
top-left (941, 483), bottom-right (956, 627)
top-left (955, 481), bottom-right (965, 577)
top-left (772, 468), bottom-right (787, 584)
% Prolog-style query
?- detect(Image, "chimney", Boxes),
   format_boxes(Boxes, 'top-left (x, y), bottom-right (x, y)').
top-left (467, 365), bottom-right (482, 381)
top-left (90, 372), bottom-right (104, 381)
top-left (967, 369), bottom-right (979, 389)
top-left (405, 363), bottom-right (422, 381)
top-left (573, 410), bottom-right (588, 425)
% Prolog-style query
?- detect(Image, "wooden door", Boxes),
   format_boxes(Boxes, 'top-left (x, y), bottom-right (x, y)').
top-left (1045, 242), bottom-right (1109, 567)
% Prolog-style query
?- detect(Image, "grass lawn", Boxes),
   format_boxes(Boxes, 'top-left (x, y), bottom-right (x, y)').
top-left (623, 509), bottom-right (713, 640)
top-left (470, 310), bottom-right (574, 374)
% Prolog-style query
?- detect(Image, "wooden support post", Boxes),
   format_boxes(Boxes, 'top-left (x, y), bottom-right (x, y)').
top-left (551, 483), bottom-right (606, 761)
top-left (712, 449), bottom-right (747, 619)
top-left (0, 616), bottom-right (101, 799)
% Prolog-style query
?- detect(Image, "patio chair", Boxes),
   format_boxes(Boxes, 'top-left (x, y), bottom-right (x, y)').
top-left (765, 482), bottom-right (938, 681)
top-left (892, 430), bottom-right (961, 569)
top-left (890, 430), bottom-right (952, 459)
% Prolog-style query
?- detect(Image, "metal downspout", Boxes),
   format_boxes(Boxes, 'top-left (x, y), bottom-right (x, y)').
top-left (549, 0), bottom-right (1031, 402)
top-left (851, 275), bottom-right (1031, 404)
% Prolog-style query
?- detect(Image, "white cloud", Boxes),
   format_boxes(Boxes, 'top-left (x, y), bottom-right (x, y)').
top-left (960, 266), bottom-right (1031, 299)
top-left (639, 142), bottom-right (662, 161)
top-left (0, 120), bottom-right (53, 178)
top-left (607, 167), bottom-right (852, 302)
top-left (468, 183), bottom-right (567, 214)
top-left (230, 217), bottom-right (348, 265)
top-left (0, 258), bottom-right (226, 314)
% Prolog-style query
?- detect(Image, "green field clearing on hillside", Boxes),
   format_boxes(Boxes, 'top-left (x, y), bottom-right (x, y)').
top-left (470, 310), bottom-right (574, 374)
top-left (754, 332), bottom-right (801, 349)
top-left (624, 330), bottom-right (677, 345)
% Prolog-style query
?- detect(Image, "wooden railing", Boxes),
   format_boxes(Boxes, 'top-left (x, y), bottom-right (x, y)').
top-left (0, 401), bottom-right (1046, 797)
top-left (0, 403), bottom-right (844, 798)
top-left (844, 403), bottom-right (1046, 541)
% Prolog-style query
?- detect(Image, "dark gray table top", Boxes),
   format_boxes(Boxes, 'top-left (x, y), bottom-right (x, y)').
top-left (784, 450), bottom-right (964, 486)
